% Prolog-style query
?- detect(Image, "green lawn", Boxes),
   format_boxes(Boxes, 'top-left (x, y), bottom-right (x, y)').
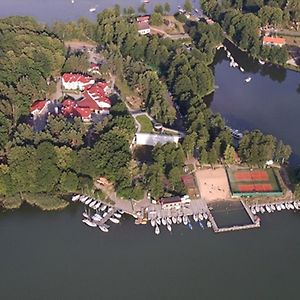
top-left (136, 115), bottom-right (153, 133)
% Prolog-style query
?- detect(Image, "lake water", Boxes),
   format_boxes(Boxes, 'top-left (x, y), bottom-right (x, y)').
top-left (1, 2), bottom-right (300, 299)
top-left (0, 0), bottom-right (200, 24)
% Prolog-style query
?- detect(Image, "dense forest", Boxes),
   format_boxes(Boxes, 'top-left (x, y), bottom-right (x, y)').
top-left (200, 0), bottom-right (299, 64)
top-left (0, 9), bottom-right (294, 209)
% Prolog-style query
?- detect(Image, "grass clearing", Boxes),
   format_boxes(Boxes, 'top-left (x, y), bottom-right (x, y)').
top-left (136, 115), bottom-right (153, 133)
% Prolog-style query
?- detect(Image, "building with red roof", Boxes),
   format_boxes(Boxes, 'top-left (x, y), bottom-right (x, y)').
top-left (137, 16), bottom-right (150, 23)
top-left (30, 100), bottom-right (48, 116)
top-left (137, 22), bottom-right (151, 35)
top-left (62, 73), bottom-right (95, 91)
top-left (262, 36), bottom-right (286, 47)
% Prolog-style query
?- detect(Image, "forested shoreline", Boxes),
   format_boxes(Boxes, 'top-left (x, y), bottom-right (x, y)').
top-left (0, 7), bottom-right (296, 211)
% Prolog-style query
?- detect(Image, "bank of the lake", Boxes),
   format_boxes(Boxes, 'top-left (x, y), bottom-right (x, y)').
top-left (0, 204), bottom-right (299, 300)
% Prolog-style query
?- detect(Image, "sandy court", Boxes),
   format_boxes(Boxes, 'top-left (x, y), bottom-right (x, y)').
top-left (195, 167), bottom-right (231, 202)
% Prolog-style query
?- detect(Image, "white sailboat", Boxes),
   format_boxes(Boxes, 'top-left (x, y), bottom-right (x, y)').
top-left (162, 218), bottom-right (167, 226)
top-left (193, 214), bottom-right (199, 222)
top-left (198, 213), bottom-right (203, 221)
top-left (183, 216), bottom-right (188, 225)
top-left (177, 216), bottom-right (182, 223)
top-left (167, 224), bottom-right (172, 232)
top-left (207, 221), bottom-right (212, 228)
top-left (167, 217), bottom-right (172, 225)
top-left (172, 216), bottom-right (177, 224)
top-left (276, 204), bottom-right (281, 211)
top-left (100, 204), bottom-right (107, 211)
top-left (265, 205), bottom-right (271, 213)
top-left (82, 219), bottom-right (97, 227)
top-left (85, 198), bottom-right (93, 205)
top-left (109, 217), bottom-right (120, 224)
top-left (99, 225), bottom-right (109, 232)
top-left (89, 200), bottom-right (97, 208)
top-left (94, 202), bottom-right (101, 210)
top-left (80, 195), bottom-right (88, 202)
top-left (114, 212), bottom-right (122, 219)
top-left (240, 67), bottom-right (244, 72)
top-left (281, 203), bottom-right (286, 210)
top-left (150, 219), bottom-right (156, 227)
top-left (270, 204), bottom-right (276, 211)
top-left (72, 194), bottom-right (80, 201)
top-left (82, 212), bottom-right (90, 219)
top-left (259, 59), bottom-right (265, 65)
top-left (155, 226), bottom-right (160, 235)
top-left (203, 213), bottom-right (208, 220)
top-left (156, 218), bottom-right (161, 225)
top-left (89, 7), bottom-right (96, 12)
top-left (245, 77), bottom-right (252, 83)
top-left (251, 206), bottom-right (256, 215)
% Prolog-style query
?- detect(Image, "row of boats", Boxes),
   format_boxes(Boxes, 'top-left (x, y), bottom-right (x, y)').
top-left (150, 212), bottom-right (212, 235)
top-left (72, 194), bottom-right (104, 210)
top-left (250, 201), bottom-right (300, 214)
top-left (82, 208), bottom-right (124, 232)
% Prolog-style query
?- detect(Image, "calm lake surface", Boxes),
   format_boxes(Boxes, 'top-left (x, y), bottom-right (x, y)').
top-left (1, 1), bottom-right (300, 299)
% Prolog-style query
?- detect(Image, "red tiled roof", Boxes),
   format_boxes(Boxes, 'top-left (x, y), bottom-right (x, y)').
top-left (62, 99), bottom-right (76, 107)
top-left (62, 73), bottom-right (93, 84)
top-left (263, 36), bottom-right (286, 45)
top-left (75, 107), bottom-right (92, 118)
top-left (30, 100), bottom-right (47, 112)
top-left (77, 92), bottom-right (99, 110)
top-left (137, 16), bottom-right (150, 22)
top-left (137, 22), bottom-right (150, 31)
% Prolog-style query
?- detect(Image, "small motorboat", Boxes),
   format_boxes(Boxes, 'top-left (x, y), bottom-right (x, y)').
top-left (240, 67), bottom-right (244, 72)
top-left (100, 205), bottom-right (107, 211)
top-left (289, 203), bottom-right (295, 210)
top-left (294, 201), bottom-right (299, 209)
top-left (177, 216), bottom-right (182, 224)
top-left (198, 213), bottom-right (203, 221)
top-left (193, 214), bottom-right (199, 222)
top-left (245, 77), bottom-right (251, 83)
top-left (259, 59), bottom-right (265, 65)
top-left (72, 194), bottom-right (80, 201)
top-left (108, 207), bottom-right (113, 213)
top-left (85, 198), bottom-right (93, 205)
top-left (203, 213), bottom-right (208, 220)
top-left (99, 225), bottom-right (109, 233)
top-left (255, 206), bottom-right (260, 213)
top-left (188, 222), bottom-right (193, 230)
top-left (281, 203), bottom-right (286, 210)
top-left (109, 217), bottom-right (120, 224)
top-left (167, 224), bottom-right (172, 232)
top-left (198, 221), bottom-right (204, 229)
top-left (167, 217), bottom-right (172, 225)
top-left (276, 204), bottom-right (281, 211)
top-left (156, 218), bottom-right (161, 225)
top-left (89, 200), bottom-right (97, 208)
top-left (260, 206), bottom-right (265, 213)
top-left (172, 216), bottom-right (177, 224)
top-left (114, 212), bottom-right (122, 219)
top-left (82, 219), bottom-right (97, 227)
top-left (103, 212), bottom-right (108, 218)
top-left (265, 205), bottom-right (271, 213)
top-left (89, 7), bottom-right (96, 12)
top-left (155, 226), bottom-right (160, 235)
top-left (270, 204), bottom-right (276, 211)
top-left (162, 218), bottom-right (167, 226)
top-left (150, 219), bottom-right (156, 227)
top-left (207, 221), bottom-right (212, 228)
top-left (251, 206), bottom-right (256, 215)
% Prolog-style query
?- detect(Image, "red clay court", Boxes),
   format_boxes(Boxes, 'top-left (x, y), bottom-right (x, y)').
top-left (234, 170), bottom-right (269, 181)
top-left (227, 167), bottom-right (283, 197)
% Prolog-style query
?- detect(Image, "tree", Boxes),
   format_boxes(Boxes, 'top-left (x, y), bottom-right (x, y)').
top-left (150, 12), bottom-right (163, 26)
top-left (184, 0), bottom-right (193, 13)
top-left (154, 4), bottom-right (164, 15)
top-left (138, 3), bottom-right (147, 14)
top-left (224, 145), bottom-right (236, 165)
top-left (59, 171), bottom-right (78, 192)
top-left (164, 2), bottom-right (171, 14)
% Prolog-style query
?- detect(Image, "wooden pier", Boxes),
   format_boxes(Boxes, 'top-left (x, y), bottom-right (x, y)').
top-left (94, 208), bottom-right (117, 227)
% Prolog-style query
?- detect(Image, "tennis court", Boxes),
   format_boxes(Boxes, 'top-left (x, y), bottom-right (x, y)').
top-left (227, 167), bottom-right (283, 197)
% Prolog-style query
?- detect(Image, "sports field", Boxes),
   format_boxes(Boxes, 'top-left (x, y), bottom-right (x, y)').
top-left (227, 168), bottom-right (283, 197)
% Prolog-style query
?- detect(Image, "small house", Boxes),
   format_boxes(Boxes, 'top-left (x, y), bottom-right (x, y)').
top-left (262, 36), bottom-right (286, 47)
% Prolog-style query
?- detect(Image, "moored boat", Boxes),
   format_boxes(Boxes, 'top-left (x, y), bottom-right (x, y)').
top-left (203, 213), bottom-right (208, 220)
top-left (265, 205), bottom-right (271, 213)
top-left (198, 221), bottom-right (204, 229)
top-left (89, 200), bottom-right (97, 208)
top-left (245, 77), bottom-right (252, 83)
top-left (188, 222), bottom-right (193, 230)
top-left (183, 216), bottom-right (188, 225)
top-left (198, 213), bottom-right (203, 221)
top-left (207, 221), bottom-right (212, 228)
top-left (85, 198), bottom-right (93, 205)
top-left (72, 194), bottom-right (80, 201)
top-left (150, 219), bottom-right (156, 227)
top-left (251, 206), bottom-right (256, 215)
top-left (162, 218), bottom-right (167, 226)
top-left (172, 216), bottom-right (177, 224)
top-left (94, 202), bottom-right (101, 210)
top-left (82, 212), bottom-right (90, 219)
top-left (80, 195), bottom-right (88, 202)
top-left (281, 203), bottom-right (286, 210)
top-left (92, 214), bottom-right (102, 221)
top-left (167, 217), bottom-right (172, 225)
top-left (270, 204), bottom-right (276, 211)
top-left (259, 59), bottom-right (265, 65)
top-left (109, 217), bottom-right (120, 224)
top-left (177, 216), bottom-right (182, 223)
top-left (89, 7), bottom-right (96, 12)
top-left (99, 225), bottom-right (109, 232)
top-left (155, 225), bottom-right (160, 235)
top-left (276, 204), bottom-right (281, 211)
top-left (167, 224), bottom-right (172, 232)
top-left (114, 212), bottom-right (122, 219)
top-left (156, 218), bottom-right (161, 225)
top-left (100, 204), bottom-right (107, 211)
top-left (193, 214), bottom-right (199, 222)
top-left (82, 219), bottom-right (97, 227)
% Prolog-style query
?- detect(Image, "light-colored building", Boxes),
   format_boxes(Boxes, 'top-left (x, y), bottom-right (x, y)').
top-left (137, 22), bottom-right (151, 35)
